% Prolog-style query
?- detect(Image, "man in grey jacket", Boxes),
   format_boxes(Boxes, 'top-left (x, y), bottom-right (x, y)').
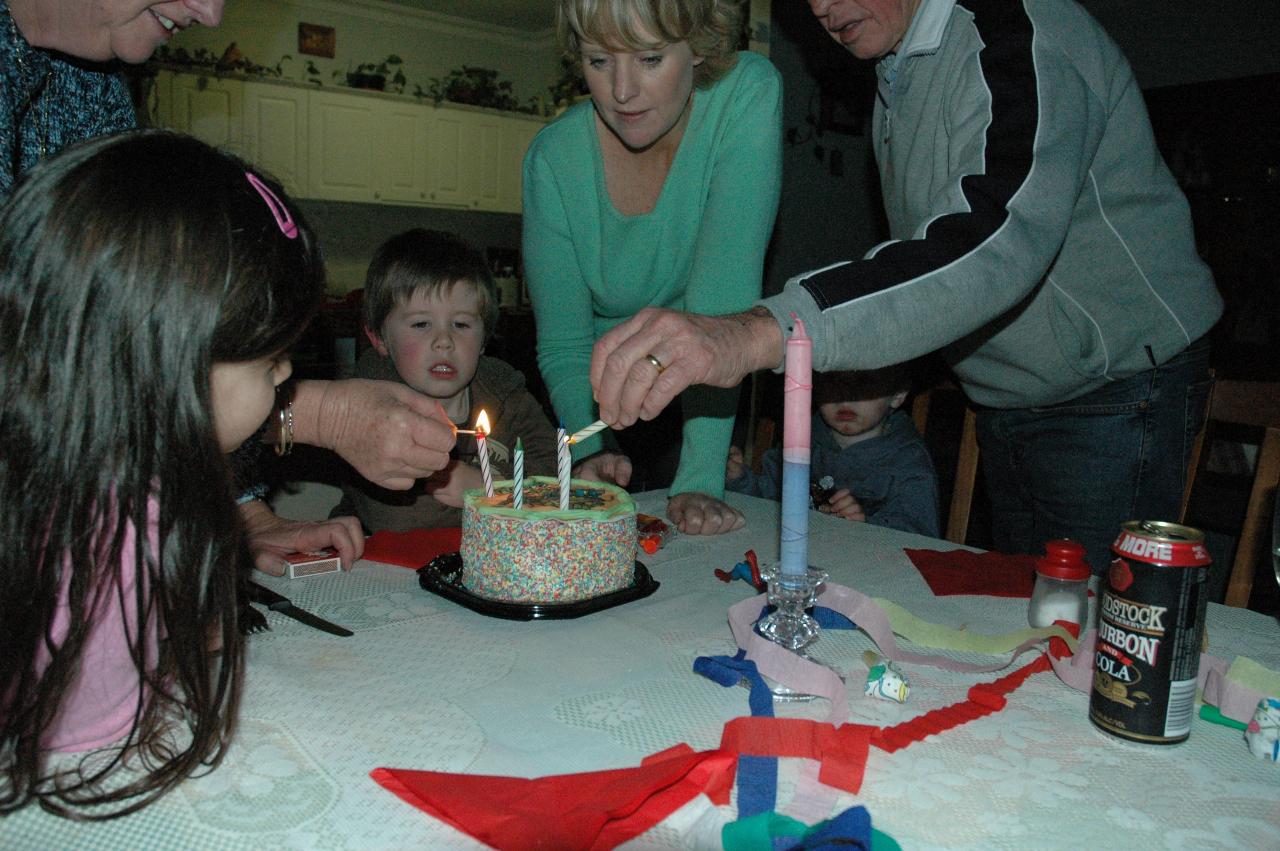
top-left (589, 0), bottom-right (1222, 574)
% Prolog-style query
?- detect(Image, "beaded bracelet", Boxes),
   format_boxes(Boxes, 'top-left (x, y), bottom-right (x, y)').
top-left (275, 400), bottom-right (294, 457)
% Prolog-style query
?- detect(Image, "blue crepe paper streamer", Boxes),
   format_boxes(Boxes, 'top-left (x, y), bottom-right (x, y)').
top-left (789, 804), bottom-right (871, 850)
top-left (692, 650), bottom-right (777, 819)
top-left (693, 606), bottom-right (860, 839)
top-left (752, 605), bottom-right (857, 632)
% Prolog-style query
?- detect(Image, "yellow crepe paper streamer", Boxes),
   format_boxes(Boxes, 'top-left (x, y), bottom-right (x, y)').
top-left (1225, 656), bottom-right (1280, 697)
top-left (872, 597), bottom-right (1078, 656)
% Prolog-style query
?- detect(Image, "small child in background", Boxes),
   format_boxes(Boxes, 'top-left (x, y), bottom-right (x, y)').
top-left (727, 364), bottom-right (940, 537)
top-left (335, 230), bottom-right (561, 532)
top-left (0, 132), bottom-right (336, 815)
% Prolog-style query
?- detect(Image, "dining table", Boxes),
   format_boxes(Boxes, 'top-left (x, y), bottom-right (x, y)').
top-left (5, 490), bottom-right (1278, 850)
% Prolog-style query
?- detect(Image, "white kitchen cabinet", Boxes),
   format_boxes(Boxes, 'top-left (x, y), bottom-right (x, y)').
top-left (156, 71), bottom-right (244, 158)
top-left (152, 71), bottom-right (544, 211)
top-left (376, 102), bottom-right (432, 205)
top-left (499, 117), bottom-right (544, 214)
top-left (243, 81), bottom-right (308, 198)
top-left (308, 92), bottom-right (430, 204)
top-left (429, 107), bottom-right (503, 210)
top-left (307, 91), bottom-right (378, 202)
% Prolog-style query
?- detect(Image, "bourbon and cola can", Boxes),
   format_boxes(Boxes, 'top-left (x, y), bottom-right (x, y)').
top-left (1089, 520), bottom-right (1211, 744)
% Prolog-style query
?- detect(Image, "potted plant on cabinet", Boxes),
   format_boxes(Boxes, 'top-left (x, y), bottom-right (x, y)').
top-left (337, 55), bottom-right (405, 92)
top-left (422, 66), bottom-right (520, 111)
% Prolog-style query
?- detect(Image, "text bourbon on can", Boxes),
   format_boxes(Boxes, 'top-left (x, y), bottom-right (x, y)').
top-left (1090, 520), bottom-right (1211, 744)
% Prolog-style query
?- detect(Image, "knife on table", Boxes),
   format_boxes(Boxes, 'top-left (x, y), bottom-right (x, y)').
top-left (247, 581), bottom-right (354, 637)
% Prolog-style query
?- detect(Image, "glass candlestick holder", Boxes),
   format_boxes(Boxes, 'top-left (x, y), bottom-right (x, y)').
top-left (755, 564), bottom-right (832, 701)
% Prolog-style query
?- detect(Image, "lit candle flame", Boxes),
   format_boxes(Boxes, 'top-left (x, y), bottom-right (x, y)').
top-left (474, 409), bottom-right (494, 497)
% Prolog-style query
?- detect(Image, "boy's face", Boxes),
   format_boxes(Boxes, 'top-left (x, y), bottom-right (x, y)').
top-left (366, 284), bottom-right (484, 410)
top-left (818, 396), bottom-right (899, 442)
top-left (815, 372), bottom-right (908, 444)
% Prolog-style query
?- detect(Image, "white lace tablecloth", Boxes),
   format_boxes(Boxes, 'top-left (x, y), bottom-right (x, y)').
top-left (6, 492), bottom-right (1278, 849)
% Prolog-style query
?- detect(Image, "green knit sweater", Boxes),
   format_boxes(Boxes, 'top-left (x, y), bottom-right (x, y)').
top-left (521, 51), bottom-right (782, 498)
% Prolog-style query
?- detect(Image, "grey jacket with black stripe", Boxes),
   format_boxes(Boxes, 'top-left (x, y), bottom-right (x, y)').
top-left (763, 0), bottom-right (1221, 409)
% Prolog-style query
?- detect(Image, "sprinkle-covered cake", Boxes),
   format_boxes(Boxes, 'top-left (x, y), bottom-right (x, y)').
top-left (460, 476), bottom-right (637, 603)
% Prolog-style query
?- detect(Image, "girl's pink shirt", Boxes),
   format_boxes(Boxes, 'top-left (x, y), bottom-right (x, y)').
top-left (41, 501), bottom-right (160, 753)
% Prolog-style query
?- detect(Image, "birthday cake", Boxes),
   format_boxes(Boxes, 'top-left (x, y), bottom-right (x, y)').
top-left (460, 476), bottom-right (637, 603)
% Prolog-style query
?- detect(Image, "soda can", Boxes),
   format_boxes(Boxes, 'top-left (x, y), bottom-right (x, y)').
top-left (1089, 520), bottom-right (1211, 744)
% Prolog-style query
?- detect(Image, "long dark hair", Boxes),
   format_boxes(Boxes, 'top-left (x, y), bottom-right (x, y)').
top-left (0, 131), bottom-right (324, 817)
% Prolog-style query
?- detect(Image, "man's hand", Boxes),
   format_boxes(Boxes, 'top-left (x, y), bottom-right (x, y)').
top-left (590, 306), bottom-right (784, 428)
top-left (572, 452), bottom-right (633, 487)
top-left (291, 379), bottom-right (455, 490)
top-left (820, 488), bottom-right (866, 522)
top-left (239, 499), bottom-right (365, 575)
top-left (667, 492), bottom-right (746, 536)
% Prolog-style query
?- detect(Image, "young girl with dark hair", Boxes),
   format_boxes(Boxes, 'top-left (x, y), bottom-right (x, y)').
top-left (0, 130), bottom-right (325, 817)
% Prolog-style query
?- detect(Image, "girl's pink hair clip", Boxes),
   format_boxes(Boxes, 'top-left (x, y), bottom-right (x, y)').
top-left (245, 172), bottom-right (298, 239)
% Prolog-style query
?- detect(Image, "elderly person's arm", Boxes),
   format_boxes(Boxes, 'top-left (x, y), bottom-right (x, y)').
top-left (589, 8), bottom-right (1128, 429)
top-left (592, 305), bottom-right (784, 428)
top-left (288, 379), bottom-right (456, 490)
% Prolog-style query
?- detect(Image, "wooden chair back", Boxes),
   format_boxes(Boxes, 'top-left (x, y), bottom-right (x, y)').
top-left (750, 416), bottom-right (776, 474)
top-left (912, 381), bottom-right (980, 545)
top-left (1180, 378), bottom-right (1280, 608)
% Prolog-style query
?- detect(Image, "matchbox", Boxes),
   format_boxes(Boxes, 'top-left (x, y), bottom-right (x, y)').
top-left (283, 548), bottom-right (342, 579)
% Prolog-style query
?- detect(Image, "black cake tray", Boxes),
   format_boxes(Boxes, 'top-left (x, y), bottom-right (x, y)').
top-left (417, 552), bottom-right (659, 621)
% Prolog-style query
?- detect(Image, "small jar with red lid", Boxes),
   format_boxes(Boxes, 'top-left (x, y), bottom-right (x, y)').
top-left (1027, 539), bottom-right (1090, 628)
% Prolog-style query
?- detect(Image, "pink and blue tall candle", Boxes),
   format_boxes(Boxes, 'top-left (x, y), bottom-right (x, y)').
top-left (780, 317), bottom-right (812, 584)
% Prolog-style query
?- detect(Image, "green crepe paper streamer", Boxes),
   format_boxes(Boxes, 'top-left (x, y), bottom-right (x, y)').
top-left (1199, 704), bottom-right (1248, 731)
top-left (722, 812), bottom-right (805, 848)
top-left (1225, 656), bottom-right (1280, 698)
top-left (873, 597), bottom-right (1078, 656)
top-left (722, 811), bottom-right (901, 851)
top-left (872, 828), bottom-right (903, 851)
top-left (1197, 656), bottom-right (1280, 712)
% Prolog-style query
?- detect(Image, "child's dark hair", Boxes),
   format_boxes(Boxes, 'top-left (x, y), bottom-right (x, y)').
top-left (814, 362), bottom-right (915, 407)
top-left (362, 229), bottom-right (499, 345)
top-left (0, 131), bottom-right (324, 817)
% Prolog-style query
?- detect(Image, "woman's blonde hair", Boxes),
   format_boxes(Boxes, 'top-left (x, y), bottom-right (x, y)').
top-left (558, 0), bottom-right (742, 88)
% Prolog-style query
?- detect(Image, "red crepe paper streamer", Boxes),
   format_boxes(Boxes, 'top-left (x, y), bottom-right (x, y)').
top-left (372, 647), bottom-right (1066, 848)
top-left (870, 654), bottom-right (1051, 752)
top-left (371, 745), bottom-right (735, 851)
top-left (363, 526), bottom-right (461, 569)
top-left (720, 716), bottom-right (871, 793)
top-left (904, 548), bottom-right (1038, 598)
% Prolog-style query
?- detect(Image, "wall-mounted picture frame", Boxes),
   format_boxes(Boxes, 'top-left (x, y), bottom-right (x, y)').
top-left (298, 23), bottom-right (335, 59)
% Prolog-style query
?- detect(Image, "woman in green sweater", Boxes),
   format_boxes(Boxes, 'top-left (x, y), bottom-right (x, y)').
top-left (522, 0), bottom-right (782, 534)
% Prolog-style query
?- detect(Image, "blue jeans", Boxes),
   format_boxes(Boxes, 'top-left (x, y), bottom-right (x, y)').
top-left (975, 338), bottom-right (1212, 575)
